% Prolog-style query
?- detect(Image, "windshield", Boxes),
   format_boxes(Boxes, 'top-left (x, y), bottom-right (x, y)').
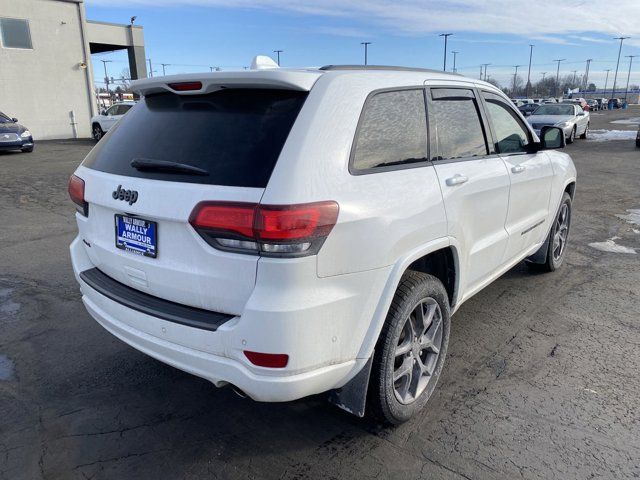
top-left (533, 105), bottom-right (574, 116)
top-left (0, 112), bottom-right (12, 123)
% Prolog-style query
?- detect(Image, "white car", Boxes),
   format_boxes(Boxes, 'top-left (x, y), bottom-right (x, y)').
top-left (527, 103), bottom-right (590, 143)
top-left (90, 101), bottom-right (135, 141)
top-left (69, 63), bottom-right (576, 424)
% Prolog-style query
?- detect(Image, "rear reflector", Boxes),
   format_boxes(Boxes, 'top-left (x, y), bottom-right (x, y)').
top-left (168, 81), bottom-right (203, 91)
top-left (68, 174), bottom-right (88, 216)
top-left (244, 351), bottom-right (289, 368)
top-left (189, 201), bottom-right (339, 257)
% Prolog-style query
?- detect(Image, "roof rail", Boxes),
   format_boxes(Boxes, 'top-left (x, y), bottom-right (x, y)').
top-left (319, 65), bottom-right (462, 76)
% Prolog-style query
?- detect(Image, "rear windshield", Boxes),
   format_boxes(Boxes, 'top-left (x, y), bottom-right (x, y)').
top-left (82, 88), bottom-right (307, 188)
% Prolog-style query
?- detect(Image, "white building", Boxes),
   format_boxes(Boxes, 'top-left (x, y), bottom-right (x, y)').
top-left (0, 0), bottom-right (146, 139)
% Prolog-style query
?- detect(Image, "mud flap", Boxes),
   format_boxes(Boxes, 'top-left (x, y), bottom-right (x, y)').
top-left (527, 236), bottom-right (549, 264)
top-left (327, 355), bottom-right (373, 417)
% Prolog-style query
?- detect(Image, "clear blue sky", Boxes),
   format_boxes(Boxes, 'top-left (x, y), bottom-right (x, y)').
top-left (85, 0), bottom-right (640, 90)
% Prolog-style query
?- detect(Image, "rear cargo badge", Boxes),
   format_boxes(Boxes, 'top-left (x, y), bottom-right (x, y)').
top-left (112, 185), bottom-right (138, 205)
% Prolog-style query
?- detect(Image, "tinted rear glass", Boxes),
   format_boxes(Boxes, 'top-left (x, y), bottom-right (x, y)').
top-left (83, 89), bottom-right (307, 188)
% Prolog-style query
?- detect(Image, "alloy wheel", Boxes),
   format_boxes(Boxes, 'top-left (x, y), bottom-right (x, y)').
top-left (553, 203), bottom-right (570, 261)
top-left (393, 297), bottom-right (443, 405)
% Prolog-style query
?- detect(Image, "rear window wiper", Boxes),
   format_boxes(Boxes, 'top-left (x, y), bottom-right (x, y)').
top-left (130, 158), bottom-right (209, 176)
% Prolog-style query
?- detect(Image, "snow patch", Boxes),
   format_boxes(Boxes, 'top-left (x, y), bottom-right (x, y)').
top-left (589, 237), bottom-right (636, 254)
top-left (587, 129), bottom-right (637, 142)
top-left (610, 117), bottom-right (640, 125)
top-left (616, 209), bottom-right (640, 226)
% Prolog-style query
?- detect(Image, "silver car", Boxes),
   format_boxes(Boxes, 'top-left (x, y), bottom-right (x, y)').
top-left (527, 103), bottom-right (589, 143)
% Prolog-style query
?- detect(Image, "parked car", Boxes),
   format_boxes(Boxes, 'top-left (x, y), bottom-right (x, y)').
top-left (586, 99), bottom-right (599, 111)
top-left (0, 111), bottom-right (34, 153)
top-left (608, 98), bottom-right (623, 109)
top-left (518, 103), bottom-right (539, 116)
top-left (597, 98), bottom-right (608, 110)
top-left (636, 125), bottom-right (640, 148)
top-left (527, 103), bottom-right (589, 143)
top-left (68, 63), bottom-right (576, 424)
top-left (90, 101), bottom-right (135, 141)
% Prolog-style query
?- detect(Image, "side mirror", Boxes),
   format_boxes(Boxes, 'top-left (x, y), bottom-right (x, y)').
top-left (101, 110), bottom-right (107, 116)
top-left (525, 111), bottom-right (532, 116)
top-left (11, 117), bottom-right (18, 122)
top-left (540, 126), bottom-right (566, 150)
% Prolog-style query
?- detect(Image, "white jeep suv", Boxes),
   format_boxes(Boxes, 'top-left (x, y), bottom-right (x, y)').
top-left (90, 101), bottom-right (135, 141)
top-left (69, 64), bottom-right (576, 424)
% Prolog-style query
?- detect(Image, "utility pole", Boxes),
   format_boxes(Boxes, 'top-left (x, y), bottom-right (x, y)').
top-left (360, 42), bottom-right (371, 66)
top-left (160, 63), bottom-right (170, 76)
top-left (439, 33), bottom-right (453, 71)
top-left (481, 63), bottom-right (491, 81)
top-left (624, 55), bottom-right (636, 102)
top-left (100, 59), bottom-right (112, 99)
top-left (554, 59), bottom-right (565, 98)
top-left (452, 51), bottom-right (459, 73)
top-left (604, 69), bottom-right (611, 97)
top-left (584, 59), bottom-right (592, 90)
top-left (512, 65), bottom-right (523, 96)
top-left (526, 44), bottom-right (534, 97)
top-left (273, 50), bottom-right (283, 66)
top-left (611, 36), bottom-right (630, 98)
top-left (572, 70), bottom-right (578, 87)
top-left (147, 58), bottom-right (154, 77)
top-left (479, 65), bottom-right (483, 79)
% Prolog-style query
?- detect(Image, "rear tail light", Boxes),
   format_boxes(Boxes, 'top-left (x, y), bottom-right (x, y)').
top-left (189, 201), bottom-right (339, 257)
top-left (168, 81), bottom-right (203, 91)
top-left (68, 174), bottom-right (88, 216)
top-left (244, 351), bottom-right (289, 368)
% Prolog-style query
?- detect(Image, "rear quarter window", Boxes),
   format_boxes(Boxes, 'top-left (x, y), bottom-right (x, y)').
top-left (83, 89), bottom-right (307, 188)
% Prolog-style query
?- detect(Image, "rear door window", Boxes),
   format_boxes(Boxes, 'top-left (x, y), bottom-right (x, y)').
top-left (351, 89), bottom-right (427, 172)
top-left (428, 88), bottom-right (488, 161)
top-left (83, 89), bottom-right (308, 188)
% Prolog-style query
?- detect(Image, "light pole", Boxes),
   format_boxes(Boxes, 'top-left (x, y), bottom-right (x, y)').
top-left (526, 44), bottom-right (534, 97)
top-left (147, 58), bottom-right (154, 77)
top-left (482, 63), bottom-right (491, 81)
top-left (554, 59), bottom-right (565, 98)
top-left (540, 72), bottom-right (547, 96)
top-left (452, 51), bottom-right (459, 73)
top-left (572, 70), bottom-right (578, 87)
top-left (160, 63), bottom-right (170, 75)
top-left (512, 65), bottom-right (523, 96)
top-left (439, 33), bottom-right (453, 71)
top-left (273, 50), bottom-right (283, 66)
top-left (101, 59), bottom-right (112, 98)
top-left (360, 42), bottom-right (371, 66)
top-left (611, 36), bottom-right (630, 98)
top-left (584, 59), bottom-right (592, 90)
top-left (604, 69), bottom-right (611, 97)
top-left (624, 55), bottom-right (636, 102)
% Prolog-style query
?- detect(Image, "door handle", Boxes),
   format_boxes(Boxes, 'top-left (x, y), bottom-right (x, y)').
top-left (445, 174), bottom-right (468, 186)
top-left (511, 165), bottom-right (526, 174)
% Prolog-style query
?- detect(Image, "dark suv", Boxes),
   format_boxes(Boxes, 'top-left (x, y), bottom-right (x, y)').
top-left (0, 112), bottom-right (33, 153)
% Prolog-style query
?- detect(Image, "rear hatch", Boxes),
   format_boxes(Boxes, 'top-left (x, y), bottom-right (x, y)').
top-left (75, 80), bottom-right (312, 315)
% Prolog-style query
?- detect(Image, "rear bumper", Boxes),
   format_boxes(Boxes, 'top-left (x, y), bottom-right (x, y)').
top-left (70, 235), bottom-right (385, 402)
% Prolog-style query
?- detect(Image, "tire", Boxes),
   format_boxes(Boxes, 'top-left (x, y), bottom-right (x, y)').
top-left (580, 123), bottom-right (589, 139)
top-left (92, 124), bottom-right (104, 142)
top-left (567, 127), bottom-right (576, 144)
top-left (529, 192), bottom-right (572, 272)
top-left (368, 271), bottom-right (450, 425)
